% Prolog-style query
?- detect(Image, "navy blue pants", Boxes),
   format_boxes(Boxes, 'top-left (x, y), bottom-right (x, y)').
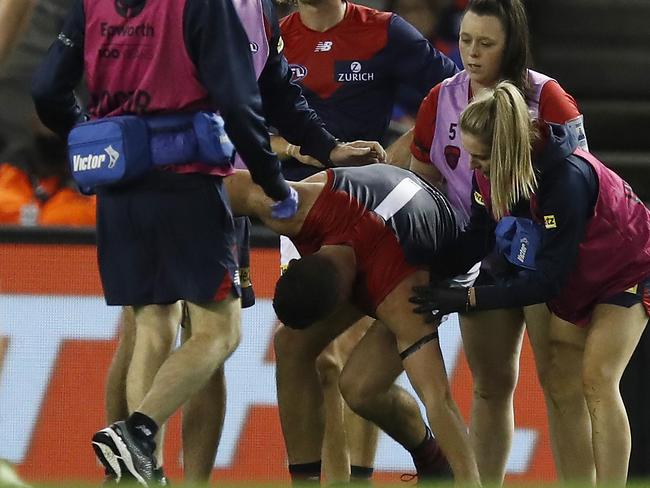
top-left (96, 170), bottom-right (240, 306)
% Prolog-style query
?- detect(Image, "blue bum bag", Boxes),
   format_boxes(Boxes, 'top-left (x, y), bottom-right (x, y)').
top-left (495, 216), bottom-right (543, 270)
top-left (67, 111), bottom-right (234, 193)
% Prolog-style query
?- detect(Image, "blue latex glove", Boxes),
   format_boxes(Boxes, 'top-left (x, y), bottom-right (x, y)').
top-left (271, 186), bottom-right (299, 219)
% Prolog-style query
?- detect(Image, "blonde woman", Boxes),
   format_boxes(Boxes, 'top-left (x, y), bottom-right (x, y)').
top-left (409, 0), bottom-right (591, 483)
top-left (412, 81), bottom-right (650, 486)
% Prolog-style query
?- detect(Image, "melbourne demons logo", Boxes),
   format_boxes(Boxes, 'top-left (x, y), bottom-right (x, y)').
top-left (289, 64), bottom-right (308, 82)
top-left (444, 145), bottom-right (461, 169)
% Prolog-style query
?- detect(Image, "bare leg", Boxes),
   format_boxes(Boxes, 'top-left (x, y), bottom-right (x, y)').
top-left (126, 304), bottom-right (182, 414)
top-left (346, 406), bottom-right (379, 476)
top-left (459, 308), bottom-right (524, 484)
top-left (534, 310), bottom-right (595, 483)
top-left (182, 366), bottom-right (226, 483)
top-left (106, 307), bottom-right (136, 424)
top-left (582, 303), bottom-right (647, 485)
top-left (340, 321), bottom-right (426, 450)
top-left (126, 303), bottom-right (182, 467)
top-left (178, 304), bottom-right (228, 484)
top-left (317, 317), bottom-right (378, 483)
top-left (274, 304), bottom-right (363, 467)
top-left (379, 271), bottom-right (479, 484)
top-left (136, 299), bottom-right (240, 426)
top-left (317, 337), bottom-right (350, 482)
top-left (334, 320), bottom-right (379, 478)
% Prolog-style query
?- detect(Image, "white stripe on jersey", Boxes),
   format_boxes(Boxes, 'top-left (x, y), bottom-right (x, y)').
top-left (373, 178), bottom-right (422, 221)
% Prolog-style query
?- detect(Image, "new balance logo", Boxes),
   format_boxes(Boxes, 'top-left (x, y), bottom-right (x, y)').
top-left (314, 41), bottom-right (333, 52)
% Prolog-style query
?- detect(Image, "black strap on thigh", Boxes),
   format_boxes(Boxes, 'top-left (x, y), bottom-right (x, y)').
top-left (399, 331), bottom-right (439, 360)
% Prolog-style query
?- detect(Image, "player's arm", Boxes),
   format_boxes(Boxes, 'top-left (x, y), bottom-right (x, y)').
top-left (184, 0), bottom-right (289, 201)
top-left (225, 170), bottom-right (271, 216)
top-left (539, 80), bottom-right (589, 151)
top-left (410, 156), bottom-right (443, 188)
top-left (408, 86), bottom-right (443, 186)
top-left (386, 15), bottom-right (458, 108)
top-left (31, 0), bottom-right (86, 138)
top-left (224, 169), bottom-right (309, 235)
top-left (385, 129), bottom-right (413, 168)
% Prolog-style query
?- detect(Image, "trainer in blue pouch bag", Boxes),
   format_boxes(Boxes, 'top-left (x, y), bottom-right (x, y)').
top-left (67, 116), bottom-right (151, 193)
top-left (495, 216), bottom-right (543, 270)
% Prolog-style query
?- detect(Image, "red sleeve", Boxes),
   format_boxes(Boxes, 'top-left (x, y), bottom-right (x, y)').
top-left (410, 84), bottom-right (441, 163)
top-left (538, 80), bottom-right (581, 123)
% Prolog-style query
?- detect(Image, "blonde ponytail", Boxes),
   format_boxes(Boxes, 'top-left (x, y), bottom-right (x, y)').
top-left (460, 81), bottom-right (536, 219)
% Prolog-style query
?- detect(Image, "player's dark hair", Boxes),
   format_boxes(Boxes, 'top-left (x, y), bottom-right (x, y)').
top-left (273, 254), bottom-right (341, 329)
top-left (465, 0), bottom-right (531, 96)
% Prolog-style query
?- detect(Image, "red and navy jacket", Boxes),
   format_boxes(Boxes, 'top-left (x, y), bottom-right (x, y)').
top-left (280, 2), bottom-right (458, 180)
top-left (436, 123), bottom-right (650, 325)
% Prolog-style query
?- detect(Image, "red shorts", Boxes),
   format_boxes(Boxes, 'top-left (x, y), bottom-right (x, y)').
top-left (293, 171), bottom-right (420, 313)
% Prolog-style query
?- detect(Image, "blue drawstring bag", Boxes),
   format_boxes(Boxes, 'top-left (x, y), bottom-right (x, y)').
top-left (495, 216), bottom-right (543, 270)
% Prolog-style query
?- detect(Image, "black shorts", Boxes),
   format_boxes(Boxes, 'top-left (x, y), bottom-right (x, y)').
top-left (602, 276), bottom-right (650, 316)
top-left (96, 170), bottom-right (240, 306)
